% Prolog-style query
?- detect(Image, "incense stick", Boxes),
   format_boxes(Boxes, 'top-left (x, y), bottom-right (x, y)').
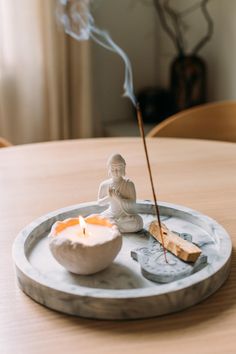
top-left (136, 104), bottom-right (168, 263)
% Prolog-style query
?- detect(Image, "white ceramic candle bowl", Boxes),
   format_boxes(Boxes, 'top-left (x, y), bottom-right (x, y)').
top-left (48, 215), bottom-right (122, 275)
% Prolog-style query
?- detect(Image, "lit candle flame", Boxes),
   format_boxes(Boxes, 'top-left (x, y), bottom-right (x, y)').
top-left (79, 215), bottom-right (87, 236)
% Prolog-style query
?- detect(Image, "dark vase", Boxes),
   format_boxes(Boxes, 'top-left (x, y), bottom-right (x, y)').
top-left (136, 87), bottom-right (175, 124)
top-left (170, 55), bottom-right (206, 112)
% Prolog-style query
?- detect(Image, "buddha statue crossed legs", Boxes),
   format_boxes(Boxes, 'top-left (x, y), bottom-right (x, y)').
top-left (98, 154), bottom-right (143, 233)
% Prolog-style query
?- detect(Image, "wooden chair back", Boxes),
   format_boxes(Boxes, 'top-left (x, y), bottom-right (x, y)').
top-left (0, 137), bottom-right (12, 148)
top-left (147, 101), bottom-right (236, 142)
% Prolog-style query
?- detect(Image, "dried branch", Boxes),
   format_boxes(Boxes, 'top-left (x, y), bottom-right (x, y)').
top-left (163, 0), bottom-right (185, 55)
top-left (153, 0), bottom-right (213, 56)
top-left (192, 0), bottom-right (214, 54)
top-left (153, 0), bottom-right (183, 55)
top-left (179, 1), bottom-right (202, 18)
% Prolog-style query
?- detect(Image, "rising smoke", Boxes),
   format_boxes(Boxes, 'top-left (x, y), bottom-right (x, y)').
top-left (57, 0), bottom-right (137, 106)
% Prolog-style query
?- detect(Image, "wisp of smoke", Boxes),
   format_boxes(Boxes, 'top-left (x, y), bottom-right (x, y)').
top-left (57, 0), bottom-right (137, 106)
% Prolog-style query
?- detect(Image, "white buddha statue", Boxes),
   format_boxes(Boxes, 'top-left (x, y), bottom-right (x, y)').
top-left (98, 154), bottom-right (143, 233)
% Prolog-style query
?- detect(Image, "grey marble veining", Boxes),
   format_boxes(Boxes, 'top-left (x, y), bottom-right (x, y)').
top-left (12, 201), bottom-right (232, 319)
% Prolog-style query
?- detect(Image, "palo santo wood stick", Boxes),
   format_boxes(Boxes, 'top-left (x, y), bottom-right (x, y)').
top-left (149, 221), bottom-right (201, 262)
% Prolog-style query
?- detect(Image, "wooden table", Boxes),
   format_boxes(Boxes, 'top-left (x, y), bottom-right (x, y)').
top-left (0, 138), bottom-right (235, 354)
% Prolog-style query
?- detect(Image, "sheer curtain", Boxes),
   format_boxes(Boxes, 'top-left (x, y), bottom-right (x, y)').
top-left (0, 0), bottom-right (92, 144)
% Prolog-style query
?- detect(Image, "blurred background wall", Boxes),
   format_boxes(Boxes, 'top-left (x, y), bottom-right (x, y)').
top-left (1, 0), bottom-right (236, 143)
top-left (92, 0), bottom-right (236, 136)
top-left (91, 0), bottom-right (160, 135)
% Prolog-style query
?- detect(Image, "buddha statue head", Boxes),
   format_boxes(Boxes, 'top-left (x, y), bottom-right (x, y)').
top-left (107, 154), bottom-right (126, 178)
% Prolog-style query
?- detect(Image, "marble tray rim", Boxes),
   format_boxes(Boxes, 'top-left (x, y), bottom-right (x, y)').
top-left (12, 200), bottom-right (232, 299)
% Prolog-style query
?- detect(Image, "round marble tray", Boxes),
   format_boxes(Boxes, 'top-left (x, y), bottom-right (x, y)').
top-left (12, 201), bottom-right (232, 320)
